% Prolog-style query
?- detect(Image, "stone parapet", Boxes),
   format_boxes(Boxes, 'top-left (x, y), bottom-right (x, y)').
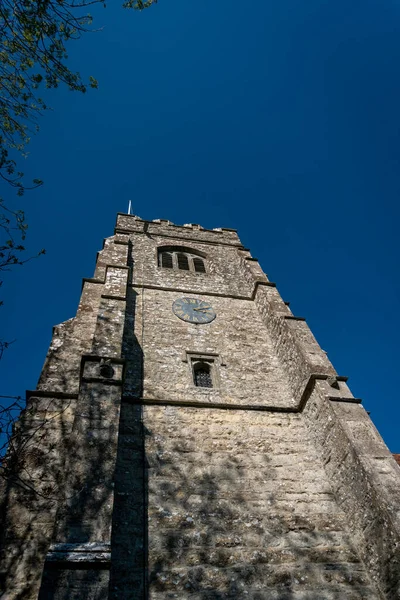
top-left (116, 213), bottom-right (242, 246)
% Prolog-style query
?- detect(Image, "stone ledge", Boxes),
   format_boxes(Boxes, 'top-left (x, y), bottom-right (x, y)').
top-left (81, 377), bottom-right (123, 386)
top-left (46, 542), bottom-right (111, 564)
top-left (101, 294), bottom-right (126, 301)
top-left (89, 275), bottom-right (277, 301)
top-left (251, 281), bottom-right (277, 299)
top-left (122, 396), bottom-right (299, 413)
top-left (26, 390), bottom-right (79, 400)
top-left (82, 276), bottom-right (103, 286)
top-left (132, 282), bottom-right (254, 301)
top-left (283, 315), bottom-right (306, 321)
top-left (82, 264), bottom-right (130, 290)
top-left (328, 396), bottom-right (362, 404)
top-left (81, 354), bottom-right (125, 364)
top-left (298, 373), bottom-right (352, 411)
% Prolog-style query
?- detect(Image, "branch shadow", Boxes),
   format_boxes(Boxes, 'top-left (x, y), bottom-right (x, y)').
top-left (135, 412), bottom-right (380, 600)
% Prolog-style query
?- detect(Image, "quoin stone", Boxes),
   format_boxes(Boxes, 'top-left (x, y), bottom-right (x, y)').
top-left (1, 213), bottom-right (399, 600)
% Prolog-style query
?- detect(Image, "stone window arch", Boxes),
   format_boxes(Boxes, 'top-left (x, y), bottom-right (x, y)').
top-left (158, 246), bottom-right (207, 273)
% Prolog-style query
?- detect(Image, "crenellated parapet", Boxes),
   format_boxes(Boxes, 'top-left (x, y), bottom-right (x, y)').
top-left (115, 212), bottom-right (242, 246)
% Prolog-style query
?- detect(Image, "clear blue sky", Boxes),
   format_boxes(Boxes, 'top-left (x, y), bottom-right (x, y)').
top-left (1, 0), bottom-right (399, 450)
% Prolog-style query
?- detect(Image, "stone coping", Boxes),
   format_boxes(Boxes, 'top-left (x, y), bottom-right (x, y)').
top-left (46, 542), bottom-right (111, 564)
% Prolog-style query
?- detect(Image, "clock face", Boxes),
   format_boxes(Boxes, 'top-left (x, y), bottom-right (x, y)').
top-left (172, 297), bottom-right (216, 324)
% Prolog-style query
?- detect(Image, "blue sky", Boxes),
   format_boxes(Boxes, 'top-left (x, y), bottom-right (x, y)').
top-left (1, 0), bottom-right (399, 450)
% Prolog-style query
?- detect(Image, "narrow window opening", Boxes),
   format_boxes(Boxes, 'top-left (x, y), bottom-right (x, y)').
top-left (193, 257), bottom-right (206, 273)
top-left (193, 361), bottom-right (213, 388)
top-left (160, 252), bottom-right (173, 268)
top-left (177, 253), bottom-right (190, 270)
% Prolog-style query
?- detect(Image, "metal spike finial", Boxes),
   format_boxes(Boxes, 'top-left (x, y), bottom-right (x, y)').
top-left (127, 200), bottom-right (132, 215)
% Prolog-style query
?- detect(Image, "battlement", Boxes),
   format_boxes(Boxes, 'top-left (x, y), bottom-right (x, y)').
top-left (115, 213), bottom-right (242, 246)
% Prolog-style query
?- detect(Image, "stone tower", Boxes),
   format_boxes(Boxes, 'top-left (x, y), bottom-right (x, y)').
top-left (1, 213), bottom-right (399, 600)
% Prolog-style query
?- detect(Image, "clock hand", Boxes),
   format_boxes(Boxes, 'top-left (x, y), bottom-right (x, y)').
top-left (193, 306), bottom-right (212, 311)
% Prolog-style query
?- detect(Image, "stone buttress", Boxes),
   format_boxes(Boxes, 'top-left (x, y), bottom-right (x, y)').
top-left (0, 213), bottom-right (399, 600)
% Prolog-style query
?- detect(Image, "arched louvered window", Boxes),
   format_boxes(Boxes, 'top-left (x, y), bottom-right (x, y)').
top-left (193, 257), bottom-right (206, 273)
top-left (177, 253), bottom-right (190, 271)
top-left (159, 251), bottom-right (173, 268)
top-left (158, 247), bottom-right (207, 273)
top-left (193, 361), bottom-right (213, 388)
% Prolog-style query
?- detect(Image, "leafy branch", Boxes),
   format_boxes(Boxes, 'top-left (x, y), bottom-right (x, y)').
top-left (0, 0), bottom-right (156, 484)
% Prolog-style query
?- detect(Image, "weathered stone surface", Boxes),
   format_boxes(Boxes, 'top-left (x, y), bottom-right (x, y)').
top-left (138, 406), bottom-right (380, 599)
top-left (135, 288), bottom-right (295, 409)
top-left (1, 213), bottom-right (398, 600)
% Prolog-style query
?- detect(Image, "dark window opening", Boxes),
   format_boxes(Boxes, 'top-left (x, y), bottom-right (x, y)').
top-left (193, 257), bottom-right (206, 273)
top-left (177, 253), bottom-right (190, 270)
top-left (160, 252), bottom-right (173, 268)
top-left (193, 361), bottom-right (213, 388)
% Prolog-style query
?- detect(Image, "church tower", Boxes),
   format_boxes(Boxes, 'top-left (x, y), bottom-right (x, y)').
top-left (1, 213), bottom-right (399, 600)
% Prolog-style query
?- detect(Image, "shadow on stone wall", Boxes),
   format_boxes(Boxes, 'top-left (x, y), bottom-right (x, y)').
top-left (1, 396), bottom-right (377, 600)
top-left (110, 239), bottom-right (147, 597)
top-left (109, 402), bottom-right (147, 599)
top-left (132, 426), bottom-right (378, 600)
top-left (0, 390), bottom-right (78, 599)
top-left (103, 403), bottom-right (381, 600)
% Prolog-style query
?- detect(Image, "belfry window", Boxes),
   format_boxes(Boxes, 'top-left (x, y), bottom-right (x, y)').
top-left (160, 251), bottom-right (173, 268)
top-left (177, 253), bottom-right (190, 270)
top-left (158, 247), bottom-right (207, 273)
top-left (193, 257), bottom-right (206, 273)
top-left (193, 361), bottom-right (213, 388)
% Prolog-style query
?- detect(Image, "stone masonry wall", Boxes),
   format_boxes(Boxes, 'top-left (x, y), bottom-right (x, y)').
top-left (133, 287), bottom-right (296, 409)
top-left (116, 403), bottom-right (382, 599)
top-left (124, 231), bottom-right (252, 299)
top-left (238, 247), bottom-right (400, 598)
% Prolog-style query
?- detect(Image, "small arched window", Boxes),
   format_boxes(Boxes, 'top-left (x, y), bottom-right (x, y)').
top-left (193, 361), bottom-right (213, 388)
top-left (193, 257), bottom-right (206, 273)
top-left (159, 251), bottom-right (173, 268)
top-left (177, 253), bottom-right (190, 270)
